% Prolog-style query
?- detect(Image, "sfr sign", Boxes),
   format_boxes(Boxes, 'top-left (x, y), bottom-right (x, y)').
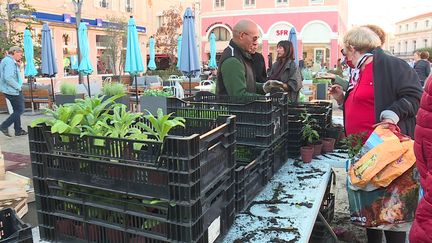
top-left (276, 30), bottom-right (290, 36)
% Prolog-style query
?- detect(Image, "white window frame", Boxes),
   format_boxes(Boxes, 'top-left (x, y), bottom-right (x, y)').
top-left (314, 48), bottom-right (325, 65)
top-left (244, 0), bottom-right (256, 8)
top-left (275, 0), bottom-right (289, 6)
top-left (125, 0), bottom-right (134, 13)
top-left (310, 0), bottom-right (324, 5)
top-left (214, 0), bottom-right (225, 9)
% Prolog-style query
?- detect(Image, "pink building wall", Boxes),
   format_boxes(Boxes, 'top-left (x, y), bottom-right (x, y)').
top-left (200, 0), bottom-right (348, 69)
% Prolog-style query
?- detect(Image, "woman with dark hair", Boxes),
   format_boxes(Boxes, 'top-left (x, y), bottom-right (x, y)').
top-left (267, 40), bottom-right (302, 102)
top-left (414, 51), bottom-right (431, 87)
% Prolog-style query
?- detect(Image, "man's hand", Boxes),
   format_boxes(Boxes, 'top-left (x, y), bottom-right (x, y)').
top-left (263, 80), bottom-right (284, 93)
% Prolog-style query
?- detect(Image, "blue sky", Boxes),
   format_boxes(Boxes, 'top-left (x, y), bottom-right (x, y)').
top-left (348, 0), bottom-right (432, 32)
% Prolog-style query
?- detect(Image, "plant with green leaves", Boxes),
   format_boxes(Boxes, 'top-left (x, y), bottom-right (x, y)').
top-left (102, 82), bottom-right (126, 96)
top-left (143, 89), bottom-right (174, 97)
top-left (59, 82), bottom-right (77, 95)
top-left (300, 112), bottom-right (320, 144)
top-left (138, 108), bottom-right (185, 149)
top-left (341, 132), bottom-right (367, 159)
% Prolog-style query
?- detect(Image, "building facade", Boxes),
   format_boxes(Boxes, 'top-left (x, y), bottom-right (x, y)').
top-left (392, 12), bottom-right (432, 61)
top-left (200, 0), bottom-right (348, 69)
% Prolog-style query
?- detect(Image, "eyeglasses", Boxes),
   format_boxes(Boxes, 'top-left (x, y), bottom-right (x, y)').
top-left (341, 49), bottom-right (346, 56)
top-left (243, 32), bottom-right (259, 42)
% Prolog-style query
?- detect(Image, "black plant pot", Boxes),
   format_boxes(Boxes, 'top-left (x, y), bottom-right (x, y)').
top-left (55, 94), bottom-right (83, 106)
top-left (102, 94), bottom-right (130, 111)
top-left (140, 96), bottom-right (167, 115)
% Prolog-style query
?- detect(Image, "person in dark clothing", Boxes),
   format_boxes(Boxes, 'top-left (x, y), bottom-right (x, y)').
top-left (250, 43), bottom-right (267, 83)
top-left (216, 19), bottom-right (264, 96)
top-left (413, 51), bottom-right (431, 87)
top-left (267, 40), bottom-right (302, 102)
top-left (329, 26), bottom-right (422, 243)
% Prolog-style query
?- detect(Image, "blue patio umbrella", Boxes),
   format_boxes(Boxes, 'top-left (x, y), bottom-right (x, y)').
top-left (78, 22), bottom-right (94, 97)
top-left (125, 16), bottom-right (144, 106)
top-left (176, 35), bottom-right (182, 69)
top-left (24, 28), bottom-right (38, 110)
top-left (147, 36), bottom-right (156, 71)
top-left (41, 23), bottom-right (58, 102)
top-left (288, 27), bottom-right (299, 65)
top-left (179, 7), bottom-right (200, 95)
top-left (208, 32), bottom-right (217, 69)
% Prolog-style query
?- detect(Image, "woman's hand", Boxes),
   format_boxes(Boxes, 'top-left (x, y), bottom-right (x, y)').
top-left (328, 84), bottom-right (344, 105)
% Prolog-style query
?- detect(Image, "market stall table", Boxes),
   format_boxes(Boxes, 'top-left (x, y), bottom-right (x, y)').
top-left (221, 159), bottom-right (335, 243)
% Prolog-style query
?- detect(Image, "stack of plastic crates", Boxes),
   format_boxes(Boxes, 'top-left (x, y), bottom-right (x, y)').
top-left (29, 115), bottom-right (236, 243)
top-left (167, 93), bottom-right (289, 213)
top-left (287, 101), bottom-right (332, 157)
top-left (0, 208), bottom-right (33, 242)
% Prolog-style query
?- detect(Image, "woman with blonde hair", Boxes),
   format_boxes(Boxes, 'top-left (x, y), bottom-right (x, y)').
top-left (329, 26), bottom-right (422, 243)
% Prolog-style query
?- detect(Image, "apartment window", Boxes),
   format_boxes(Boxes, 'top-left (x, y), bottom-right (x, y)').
top-left (277, 0), bottom-right (288, 3)
top-left (399, 25), bottom-right (402, 32)
top-left (244, 0), bottom-right (255, 6)
top-left (125, 0), bottom-right (133, 12)
top-left (214, 0), bottom-right (224, 8)
top-left (414, 22), bottom-right (418, 29)
top-left (99, 0), bottom-right (109, 8)
top-left (212, 27), bottom-right (230, 41)
top-left (425, 39), bottom-right (428, 48)
top-left (398, 42), bottom-right (401, 53)
top-left (405, 24), bottom-right (408, 31)
top-left (426, 20), bottom-right (429, 27)
top-left (413, 40), bottom-right (416, 50)
top-left (157, 15), bottom-right (165, 28)
top-left (310, 0), bottom-right (324, 4)
top-left (405, 41), bottom-right (408, 53)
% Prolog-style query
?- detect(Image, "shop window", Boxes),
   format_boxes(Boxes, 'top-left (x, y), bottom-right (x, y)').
top-left (214, 0), bottom-right (224, 8)
top-left (212, 27), bottom-right (230, 41)
top-left (310, 0), bottom-right (324, 4)
top-left (62, 31), bottom-right (78, 77)
top-left (244, 0), bottom-right (255, 6)
top-left (96, 35), bottom-right (113, 75)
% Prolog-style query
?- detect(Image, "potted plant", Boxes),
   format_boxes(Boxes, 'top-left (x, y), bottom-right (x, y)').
top-left (101, 82), bottom-right (130, 109)
top-left (301, 112), bottom-right (322, 156)
top-left (55, 82), bottom-right (82, 106)
top-left (140, 88), bottom-right (174, 115)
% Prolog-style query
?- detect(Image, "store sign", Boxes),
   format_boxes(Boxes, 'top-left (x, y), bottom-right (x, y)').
top-left (268, 22), bottom-right (293, 44)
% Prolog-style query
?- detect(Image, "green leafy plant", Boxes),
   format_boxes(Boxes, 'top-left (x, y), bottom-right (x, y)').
top-left (143, 89), bottom-right (174, 97)
top-left (300, 112), bottom-right (320, 144)
top-left (102, 82), bottom-right (126, 96)
top-left (341, 132), bottom-right (367, 159)
top-left (59, 82), bottom-right (77, 95)
top-left (139, 108), bottom-right (185, 144)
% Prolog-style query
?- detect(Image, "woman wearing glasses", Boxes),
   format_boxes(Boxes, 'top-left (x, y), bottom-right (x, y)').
top-left (329, 26), bottom-right (422, 243)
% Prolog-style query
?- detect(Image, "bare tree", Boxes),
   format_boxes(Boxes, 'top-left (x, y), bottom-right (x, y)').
top-left (0, 0), bottom-right (36, 57)
top-left (72, 0), bottom-right (83, 83)
top-left (101, 16), bottom-right (128, 79)
top-left (154, 5), bottom-right (183, 65)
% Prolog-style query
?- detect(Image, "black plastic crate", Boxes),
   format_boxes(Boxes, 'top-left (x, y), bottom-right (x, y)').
top-left (167, 94), bottom-right (288, 147)
top-left (29, 115), bottom-right (236, 201)
top-left (0, 208), bottom-right (33, 243)
top-left (234, 149), bottom-right (269, 213)
top-left (35, 177), bottom-right (235, 243)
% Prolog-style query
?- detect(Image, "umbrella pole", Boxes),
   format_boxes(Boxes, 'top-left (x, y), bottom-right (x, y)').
top-left (189, 75), bottom-right (192, 96)
top-left (87, 75), bottom-right (91, 97)
top-left (29, 77), bottom-right (35, 112)
top-left (50, 78), bottom-right (55, 103)
top-left (134, 75), bottom-right (139, 111)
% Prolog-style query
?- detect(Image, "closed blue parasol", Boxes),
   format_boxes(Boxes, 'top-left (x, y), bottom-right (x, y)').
top-left (179, 7), bottom-right (200, 94)
top-left (208, 32), bottom-right (217, 69)
top-left (147, 36), bottom-right (156, 70)
top-left (78, 22), bottom-right (94, 96)
top-left (176, 35), bottom-right (182, 69)
top-left (288, 27), bottom-right (299, 65)
top-left (24, 28), bottom-right (38, 111)
top-left (125, 16), bottom-right (144, 106)
top-left (41, 23), bottom-right (58, 102)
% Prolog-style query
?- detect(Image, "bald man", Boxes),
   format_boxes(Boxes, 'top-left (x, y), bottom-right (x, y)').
top-left (216, 19), bottom-right (265, 96)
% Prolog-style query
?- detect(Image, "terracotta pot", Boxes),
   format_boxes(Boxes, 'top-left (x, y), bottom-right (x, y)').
top-left (300, 146), bottom-right (314, 163)
top-left (313, 141), bottom-right (323, 156)
top-left (322, 138), bottom-right (336, 153)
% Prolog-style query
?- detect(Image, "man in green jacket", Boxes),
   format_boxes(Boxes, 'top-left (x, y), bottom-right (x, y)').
top-left (216, 19), bottom-right (265, 96)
